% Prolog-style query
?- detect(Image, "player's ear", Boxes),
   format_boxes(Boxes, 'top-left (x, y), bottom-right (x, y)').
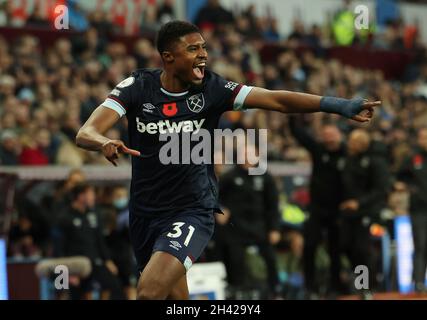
top-left (162, 51), bottom-right (174, 63)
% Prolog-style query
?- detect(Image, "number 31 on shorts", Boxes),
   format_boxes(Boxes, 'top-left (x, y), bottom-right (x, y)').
top-left (166, 222), bottom-right (195, 247)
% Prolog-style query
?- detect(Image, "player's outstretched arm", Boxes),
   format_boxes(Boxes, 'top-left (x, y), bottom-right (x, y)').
top-left (243, 87), bottom-right (381, 122)
top-left (76, 105), bottom-right (140, 166)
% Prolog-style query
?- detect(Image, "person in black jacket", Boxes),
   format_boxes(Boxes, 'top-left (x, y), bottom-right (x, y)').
top-left (194, 0), bottom-right (234, 30)
top-left (340, 129), bottom-right (389, 297)
top-left (103, 185), bottom-right (137, 300)
top-left (397, 128), bottom-right (427, 293)
top-left (216, 144), bottom-right (281, 299)
top-left (289, 117), bottom-right (345, 297)
top-left (57, 183), bottom-right (124, 300)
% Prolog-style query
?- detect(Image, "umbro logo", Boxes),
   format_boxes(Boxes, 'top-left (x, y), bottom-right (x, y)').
top-left (142, 103), bottom-right (156, 113)
top-left (169, 241), bottom-right (182, 251)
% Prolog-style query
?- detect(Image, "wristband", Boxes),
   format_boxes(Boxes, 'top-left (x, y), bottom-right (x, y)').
top-left (320, 96), bottom-right (365, 118)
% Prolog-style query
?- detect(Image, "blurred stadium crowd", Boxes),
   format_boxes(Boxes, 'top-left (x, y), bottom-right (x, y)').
top-left (1, 0), bottom-right (427, 299)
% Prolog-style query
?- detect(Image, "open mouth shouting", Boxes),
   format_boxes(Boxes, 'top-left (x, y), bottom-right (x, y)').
top-left (193, 62), bottom-right (206, 80)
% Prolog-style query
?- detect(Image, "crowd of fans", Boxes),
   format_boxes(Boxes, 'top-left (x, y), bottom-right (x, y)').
top-left (0, 1), bottom-right (426, 168)
top-left (1, 0), bottom-right (427, 299)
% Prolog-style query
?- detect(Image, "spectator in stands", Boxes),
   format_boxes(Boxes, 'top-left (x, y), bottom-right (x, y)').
top-left (397, 128), bottom-right (427, 293)
top-left (242, 4), bottom-right (259, 35)
top-left (331, 0), bottom-right (356, 46)
top-left (87, 10), bottom-right (113, 42)
top-left (195, 0), bottom-right (234, 32)
top-left (157, 0), bottom-right (175, 24)
top-left (18, 128), bottom-right (51, 165)
top-left (0, 130), bottom-right (20, 165)
top-left (0, 3), bottom-right (423, 169)
top-left (288, 19), bottom-right (306, 42)
top-left (56, 183), bottom-right (125, 300)
top-left (0, 74), bottom-right (16, 101)
top-left (0, 1), bottom-right (13, 27)
top-left (134, 39), bottom-right (157, 69)
top-left (25, 3), bottom-right (50, 29)
top-left (72, 27), bottom-right (105, 60)
top-left (305, 24), bottom-right (324, 55)
top-left (375, 20), bottom-right (405, 50)
top-left (68, 0), bottom-right (89, 32)
top-left (261, 16), bottom-right (280, 42)
top-left (1, 111), bottom-right (16, 130)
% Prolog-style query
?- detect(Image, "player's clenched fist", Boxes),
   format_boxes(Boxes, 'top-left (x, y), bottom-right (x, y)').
top-left (102, 139), bottom-right (140, 166)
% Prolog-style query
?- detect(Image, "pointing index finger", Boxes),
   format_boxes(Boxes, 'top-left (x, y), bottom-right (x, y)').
top-left (120, 145), bottom-right (141, 157)
top-left (362, 101), bottom-right (381, 109)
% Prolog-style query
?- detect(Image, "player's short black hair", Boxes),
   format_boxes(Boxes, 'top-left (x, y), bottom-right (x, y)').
top-left (70, 182), bottom-right (92, 201)
top-left (156, 20), bottom-right (200, 55)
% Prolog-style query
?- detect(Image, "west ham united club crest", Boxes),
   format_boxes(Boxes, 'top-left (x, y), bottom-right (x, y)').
top-left (186, 93), bottom-right (205, 113)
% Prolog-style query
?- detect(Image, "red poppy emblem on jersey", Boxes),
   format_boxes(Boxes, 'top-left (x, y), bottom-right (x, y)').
top-left (413, 154), bottom-right (423, 168)
top-left (162, 103), bottom-right (178, 117)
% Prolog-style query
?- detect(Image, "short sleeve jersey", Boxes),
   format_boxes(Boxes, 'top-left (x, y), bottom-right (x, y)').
top-left (102, 68), bottom-right (253, 217)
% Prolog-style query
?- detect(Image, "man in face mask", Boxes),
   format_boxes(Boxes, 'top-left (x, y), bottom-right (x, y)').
top-left (105, 185), bottom-right (136, 300)
top-left (113, 185), bottom-right (129, 210)
top-left (112, 185), bottom-right (130, 228)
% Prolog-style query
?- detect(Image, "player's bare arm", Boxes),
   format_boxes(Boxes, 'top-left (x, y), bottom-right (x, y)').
top-left (243, 87), bottom-right (381, 122)
top-left (76, 106), bottom-right (140, 166)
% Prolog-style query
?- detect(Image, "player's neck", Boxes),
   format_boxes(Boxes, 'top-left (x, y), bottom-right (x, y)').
top-left (160, 71), bottom-right (190, 93)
